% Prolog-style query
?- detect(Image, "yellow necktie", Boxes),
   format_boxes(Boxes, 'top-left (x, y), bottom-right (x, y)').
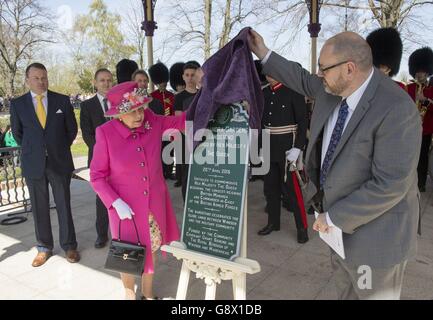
top-left (35, 95), bottom-right (46, 128)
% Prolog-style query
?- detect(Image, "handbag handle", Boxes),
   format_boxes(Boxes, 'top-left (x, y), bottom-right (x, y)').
top-left (118, 216), bottom-right (142, 246)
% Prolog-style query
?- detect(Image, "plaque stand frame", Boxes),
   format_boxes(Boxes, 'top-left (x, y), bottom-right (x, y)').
top-left (161, 194), bottom-right (261, 300)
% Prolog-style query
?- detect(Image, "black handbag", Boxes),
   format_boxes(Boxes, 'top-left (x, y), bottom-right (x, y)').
top-left (104, 217), bottom-right (146, 276)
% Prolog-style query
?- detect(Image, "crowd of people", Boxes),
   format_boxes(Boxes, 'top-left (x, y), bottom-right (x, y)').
top-left (6, 26), bottom-right (433, 300)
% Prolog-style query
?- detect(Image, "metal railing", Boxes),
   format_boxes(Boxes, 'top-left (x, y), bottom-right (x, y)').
top-left (0, 147), bottom-right (30, 225)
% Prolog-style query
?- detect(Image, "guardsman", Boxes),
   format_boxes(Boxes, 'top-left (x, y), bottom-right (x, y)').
top-left (149, 62), bottom-right (176, 179)
top-left (407, 47), bottom-right (433, 192)
top-left (258, 72), bottom-right (309, 244)
top-left (170, 62), bottom-right (186, 93)
top-left (149, 62), bottom-right (175, 117)
top-left (366, 27), bottom-right (407, 90)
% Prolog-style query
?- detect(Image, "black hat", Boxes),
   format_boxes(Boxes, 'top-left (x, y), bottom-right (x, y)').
top-left (169, 62), bottom-right (186, 91)
top-left (116, 59), bottom-right (138, 84)
top-left (254, 60), bottom-right (267, 83)
top-left (409, 47), bottom-right (433, 78)
top-left (148, 62), bottom-right (169, 85)
top-left (366, 27), bottom-right (402, 77)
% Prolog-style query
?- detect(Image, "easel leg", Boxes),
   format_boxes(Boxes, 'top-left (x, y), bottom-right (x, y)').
top-left (176, 261), bottom-right (191, 300)
top-left (205, 281), bottom-right (217, 300)
top-left (232, 273), bottom-right (246, 300)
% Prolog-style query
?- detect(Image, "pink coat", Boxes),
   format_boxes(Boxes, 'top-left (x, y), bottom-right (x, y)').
top-left (90, 108), bottom-right (186, 273)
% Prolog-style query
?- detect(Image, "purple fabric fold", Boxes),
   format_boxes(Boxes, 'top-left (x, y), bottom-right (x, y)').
top-left (186, 27), bottom-right (264, 149)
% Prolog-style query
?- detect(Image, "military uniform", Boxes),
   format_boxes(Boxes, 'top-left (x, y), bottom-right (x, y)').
top-left (407, 47), bottom-right (433, 191)
top-left (150, 89), bottom-right (175, 116)
top-left (407, 81), bottom-right (433, 191)
top-left (149, 62), bottom-right (176, 179)
top-left (259, 82), bottom-right (309, 242)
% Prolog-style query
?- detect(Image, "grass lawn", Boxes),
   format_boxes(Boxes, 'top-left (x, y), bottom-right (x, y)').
top-left (71, 141), bottom-right (88, 157)
top-left (72, 109), bottom-right (88, 158)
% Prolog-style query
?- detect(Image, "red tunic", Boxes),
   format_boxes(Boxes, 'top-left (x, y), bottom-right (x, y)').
top-left (150, 90), bottom-right (175, 116)
top-left (407, 82), bottom-right (433, 135)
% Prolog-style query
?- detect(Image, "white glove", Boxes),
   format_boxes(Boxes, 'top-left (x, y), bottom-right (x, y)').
top-left (286, 148), bottom-right (301, 163)
top-left (112, 198), bottom-right (135, 220)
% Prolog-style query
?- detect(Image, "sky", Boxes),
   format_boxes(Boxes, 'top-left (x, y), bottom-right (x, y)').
top-left (44, 0), bottom-right (313, 70)
top-left (43, 0), bottom-right (433, 81)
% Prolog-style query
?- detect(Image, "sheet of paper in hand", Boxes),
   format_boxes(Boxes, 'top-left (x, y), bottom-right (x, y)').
top-left (314, 211), bottom-right (345, 259)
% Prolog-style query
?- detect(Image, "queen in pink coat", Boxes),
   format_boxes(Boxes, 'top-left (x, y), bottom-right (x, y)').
top-left (90, 81), bottom-right (185, 300)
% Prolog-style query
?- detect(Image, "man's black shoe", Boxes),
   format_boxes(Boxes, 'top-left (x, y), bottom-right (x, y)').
top-left (94, 238), bottom-right (108, 249)
top-left (258, 223), bottom-right (280, 235)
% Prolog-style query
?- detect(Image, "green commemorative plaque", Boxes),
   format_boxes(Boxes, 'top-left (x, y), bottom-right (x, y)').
top-left (181, 103), bottom-right (249, 260)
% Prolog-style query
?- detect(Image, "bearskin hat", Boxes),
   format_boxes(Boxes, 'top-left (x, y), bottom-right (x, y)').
top-left (116, 59), bottom-right (138, 84)
top-left (169, 62), bottom-right (186, 91)
top-left (254, 60), bottom-right (267, 84)
top-left (366, 27), bottom-right (402, 77)
top-left (409, 47), bottom-right (433, 78)
top-left (148, 62), bottom-right (169, 85)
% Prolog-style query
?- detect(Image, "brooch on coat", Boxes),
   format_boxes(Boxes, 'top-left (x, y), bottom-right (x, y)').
top-left (144, 121), bottom-right (152, 130)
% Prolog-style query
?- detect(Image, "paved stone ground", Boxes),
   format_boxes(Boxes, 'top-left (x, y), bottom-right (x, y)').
top-left (0, 159), bottom-right (432, 300)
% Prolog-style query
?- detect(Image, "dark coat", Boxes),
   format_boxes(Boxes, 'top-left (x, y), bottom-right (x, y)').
top-left (80, 95), bottom-right (107, 167)
top-left (10, 90), bottom-right (78, 179)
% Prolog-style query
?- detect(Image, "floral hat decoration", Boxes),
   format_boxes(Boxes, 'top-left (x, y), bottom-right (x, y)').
top-left (105, 81), bottom-right (152, 117)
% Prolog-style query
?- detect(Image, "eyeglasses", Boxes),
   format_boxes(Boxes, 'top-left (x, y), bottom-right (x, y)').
top-left (318, 60), bottom-right (349, 73)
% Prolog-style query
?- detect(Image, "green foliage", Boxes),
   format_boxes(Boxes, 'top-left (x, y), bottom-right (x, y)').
top-left (0, 166), bottom-right (22, 182)
top-left (73, 0), bottom-right (135, 73)
top-left (77, 69), bottom-right (95, 93)
top-left (0, 116), bottom-right (10, 132)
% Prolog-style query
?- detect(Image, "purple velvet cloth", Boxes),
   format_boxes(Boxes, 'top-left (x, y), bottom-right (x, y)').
top-left (186, 27), bottom-right (264, 148)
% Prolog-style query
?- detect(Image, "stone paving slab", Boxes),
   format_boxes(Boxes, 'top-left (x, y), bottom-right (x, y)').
top-left (0, 173), bottom-right (432, 300)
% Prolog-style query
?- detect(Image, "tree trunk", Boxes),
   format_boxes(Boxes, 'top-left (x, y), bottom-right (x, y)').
top-left (369, 0), bottom-right (404, 28)
top-left (139, 42), bottom-right (144, 69)
top-left (219, 0), bottom-right (232, 49)
top-left (204, 0), bottom-right (212, 59)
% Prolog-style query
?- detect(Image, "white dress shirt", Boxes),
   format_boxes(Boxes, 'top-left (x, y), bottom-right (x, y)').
top-left (30, 91), bottom-right (48, 114)
top-left (322, 68), bottom-right (374, 226)
top-left (96, 93), bottom-right (108, 113)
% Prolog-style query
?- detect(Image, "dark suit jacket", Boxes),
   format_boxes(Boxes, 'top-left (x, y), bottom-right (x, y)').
top-left (10, 90), bottom-right (78, 179)
top-left (80, 95), bottom-right (107, 167)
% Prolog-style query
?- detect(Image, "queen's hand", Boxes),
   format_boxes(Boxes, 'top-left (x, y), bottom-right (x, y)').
top-left (112, 198), bottom-right (135, 220)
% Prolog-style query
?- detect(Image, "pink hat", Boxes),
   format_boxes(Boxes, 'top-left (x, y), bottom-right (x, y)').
top-left (105, 81), bottom-right (152, 117)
